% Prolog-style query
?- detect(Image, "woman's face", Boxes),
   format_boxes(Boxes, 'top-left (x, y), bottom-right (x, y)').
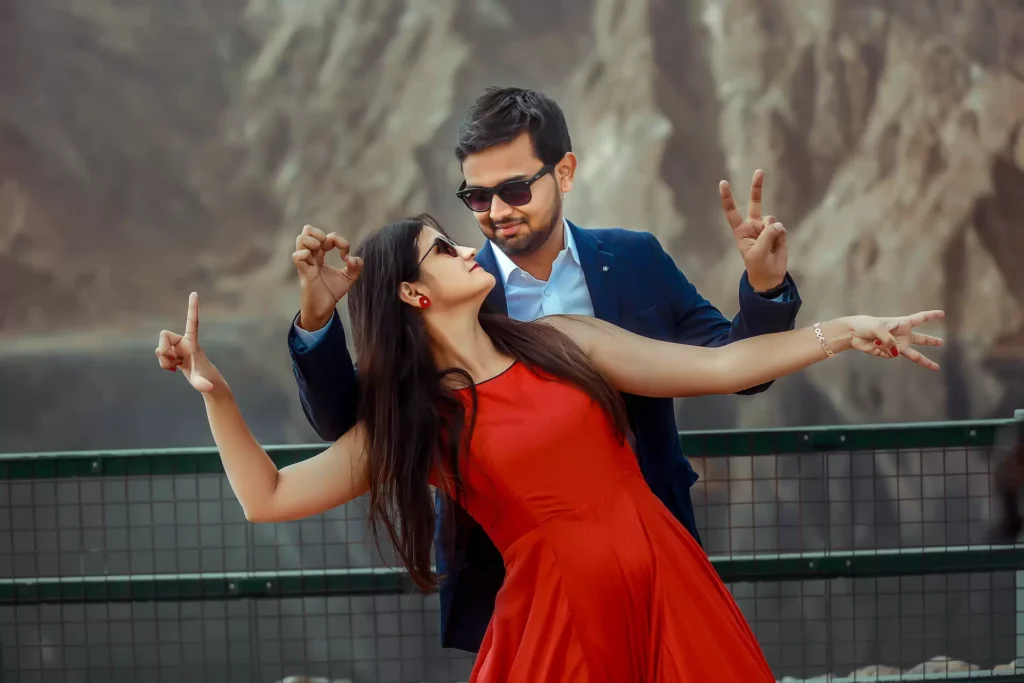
top-left (402, 226), bottom-right (495, 312)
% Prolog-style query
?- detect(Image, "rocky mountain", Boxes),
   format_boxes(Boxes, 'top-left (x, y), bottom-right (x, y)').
top-left (2, 0), bottom-right (1022, 438)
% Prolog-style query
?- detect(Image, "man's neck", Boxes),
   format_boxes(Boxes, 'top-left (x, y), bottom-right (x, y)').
top-left (510, 216), bottom-right (566, 282)
top-left (426, 310), bottom-right (510, 383)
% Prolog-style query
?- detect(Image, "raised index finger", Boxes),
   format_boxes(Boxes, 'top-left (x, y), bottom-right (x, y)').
top-left (184, 292), bottom-right (200, 343)
top-left (748, 169), bottom-right (764, 221)
top-left (719, 180), bottom-right (744, 230)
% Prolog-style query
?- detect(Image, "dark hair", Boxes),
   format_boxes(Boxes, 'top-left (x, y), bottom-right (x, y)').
top-left (455, 87), bottom-right (572, 166)
top-left (347, 213), bottom-right (628, 590)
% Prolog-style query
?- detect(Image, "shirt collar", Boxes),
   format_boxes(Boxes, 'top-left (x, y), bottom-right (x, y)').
top-left (490, 218), bottom-right (578, 286)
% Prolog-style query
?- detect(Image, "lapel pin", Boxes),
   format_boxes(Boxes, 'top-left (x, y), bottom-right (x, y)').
top-left (602, 265), bottom-right (609, 272)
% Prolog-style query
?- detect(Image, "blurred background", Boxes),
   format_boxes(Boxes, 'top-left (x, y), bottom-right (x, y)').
top-left (2, 0), bottom-right (1024, 681)
top-left (2, 0), bottom-right (1023, 453)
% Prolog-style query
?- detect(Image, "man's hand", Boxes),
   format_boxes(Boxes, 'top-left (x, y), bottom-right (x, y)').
top-left (293, 225), bottom-right (363, 331)
top-left (719, 169), bottom-right (788, 292)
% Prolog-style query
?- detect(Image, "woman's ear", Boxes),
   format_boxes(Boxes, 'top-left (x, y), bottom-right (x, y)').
top-left (398, 281), bottom-right (428, 308)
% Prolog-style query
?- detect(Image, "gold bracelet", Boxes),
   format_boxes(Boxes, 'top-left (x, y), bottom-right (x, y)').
top-left (814, 322), bottom-right (835, 358)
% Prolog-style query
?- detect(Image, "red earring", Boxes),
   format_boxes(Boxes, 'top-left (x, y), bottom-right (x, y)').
top-left (419, 295), bottom-right (431, 309)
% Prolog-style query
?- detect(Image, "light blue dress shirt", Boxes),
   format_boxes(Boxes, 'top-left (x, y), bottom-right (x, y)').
top-left (490, 218), bottom-right (594, 322)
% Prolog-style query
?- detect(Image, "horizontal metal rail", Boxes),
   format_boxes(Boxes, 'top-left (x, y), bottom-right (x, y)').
top-left (0, 416), bottom-right (1019, 480)
top-left (3, 546), bottom-right (1021, 605)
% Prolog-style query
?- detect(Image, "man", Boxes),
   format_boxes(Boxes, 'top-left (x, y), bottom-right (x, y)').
top-left (287, 87), bottom-right (801, 652)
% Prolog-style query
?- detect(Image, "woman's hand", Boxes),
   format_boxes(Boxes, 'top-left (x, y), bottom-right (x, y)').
top-left (154, 292), bottom-right (226, 393)
top-left (843, 310), bottom-right (945, 370)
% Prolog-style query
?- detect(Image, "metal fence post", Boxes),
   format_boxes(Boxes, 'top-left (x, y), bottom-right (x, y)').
top-left (1016, 408), bottom-right (1024, 674)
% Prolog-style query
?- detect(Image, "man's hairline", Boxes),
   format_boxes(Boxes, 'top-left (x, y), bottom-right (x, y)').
top-left (457, 134), bottom-right (547, 187)
top-left (459, 151), bottom-right (574, 193)
top-left (457, 123), bottom-right (572, 166)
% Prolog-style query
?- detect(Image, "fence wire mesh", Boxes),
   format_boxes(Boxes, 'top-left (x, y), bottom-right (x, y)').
top-left (691, 441), bottom-right (1020, 680)
top-left (1, 418), bottom-right (1022, 682)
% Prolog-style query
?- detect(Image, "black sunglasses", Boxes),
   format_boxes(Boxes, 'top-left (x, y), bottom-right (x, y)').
top-left (411, 235), bottom-right (459, 276)
top-left (456, 164), bottom-right (555, 212)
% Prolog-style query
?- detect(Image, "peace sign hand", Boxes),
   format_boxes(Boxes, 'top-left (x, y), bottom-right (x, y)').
top-left (720, 169), bottom-right (788, 292)
top-left (155, 292), bottom-right (225, 394)
top-left (846, 310), bottom-right (946, 370)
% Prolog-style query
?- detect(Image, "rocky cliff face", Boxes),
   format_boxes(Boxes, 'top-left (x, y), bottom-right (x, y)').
top-left (2, 0), bottom-right (1021, 434)
top-left (700, 0), bottom-right (1024, 427)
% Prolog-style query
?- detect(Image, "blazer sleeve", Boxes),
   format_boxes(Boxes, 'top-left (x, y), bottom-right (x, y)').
top-left (287, 309), bottom-right (361, 441)
top-left (644, 232), bottom-right (803, 394)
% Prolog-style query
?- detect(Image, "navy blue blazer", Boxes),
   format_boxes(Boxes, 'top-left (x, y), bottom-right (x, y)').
top-left (287, 222), bottom-right (802, 652)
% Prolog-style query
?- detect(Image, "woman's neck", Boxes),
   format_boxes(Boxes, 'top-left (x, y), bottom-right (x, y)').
top-left (426, 312), bottom-right (510, 382)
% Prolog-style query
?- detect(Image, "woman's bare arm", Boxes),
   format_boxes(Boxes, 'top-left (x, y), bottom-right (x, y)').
top-left (542, 312), bottom-right (943, 398)
top-left (203, 389), bottom-right (369, 523)
top-left (155, 293), bottom-right (369, 524)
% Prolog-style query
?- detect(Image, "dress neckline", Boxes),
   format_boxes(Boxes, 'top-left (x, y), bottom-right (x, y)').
top-left (455, 360), bottom-right (518, 389)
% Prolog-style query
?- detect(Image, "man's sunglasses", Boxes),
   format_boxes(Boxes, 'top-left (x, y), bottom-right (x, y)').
top-left (455, 164), bottom-right (554, 212)
top-left (411, 235), bottom-right (460, 275)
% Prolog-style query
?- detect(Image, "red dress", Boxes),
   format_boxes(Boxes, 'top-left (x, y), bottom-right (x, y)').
top-left (442, 362), bottom-right (775, 682)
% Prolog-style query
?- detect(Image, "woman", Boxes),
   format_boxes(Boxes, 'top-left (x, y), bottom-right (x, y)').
top-left (156, 214), bottom-right (944, 682)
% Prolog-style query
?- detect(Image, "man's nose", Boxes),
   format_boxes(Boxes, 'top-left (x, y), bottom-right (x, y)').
top-left (489, 194), bottom-right (514, 221)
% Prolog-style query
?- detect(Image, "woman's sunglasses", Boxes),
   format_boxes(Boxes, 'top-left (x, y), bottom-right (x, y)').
top-left (412, 235), bottom-right (460, 275)
top-left (455, 164), bottom-right (554, 212)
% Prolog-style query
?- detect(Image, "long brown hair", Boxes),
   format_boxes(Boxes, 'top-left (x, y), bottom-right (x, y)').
top-left (347, 214), bottom-right (629, 590)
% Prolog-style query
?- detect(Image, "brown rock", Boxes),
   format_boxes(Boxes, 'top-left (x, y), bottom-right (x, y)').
top-left (846, 664), bottom-right (902, 677)
top-left (701, 2), bottom-right (1024, 427)
top-left (904, 655), bottom-right (980, 674)
top-left (2, 0), bottom-right (1023, 432)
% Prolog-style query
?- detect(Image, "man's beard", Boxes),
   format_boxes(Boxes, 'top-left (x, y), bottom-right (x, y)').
top-left (491, 199), bottom-right (561, 257)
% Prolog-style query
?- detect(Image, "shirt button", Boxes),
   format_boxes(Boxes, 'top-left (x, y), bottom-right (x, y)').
top-left (544, 289), bottom-right (551, 297)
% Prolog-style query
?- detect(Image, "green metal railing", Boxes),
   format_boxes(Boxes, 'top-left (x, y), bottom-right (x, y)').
top-left (2, 414), bottom-right (1023, 682)
top-left (2, 417), bottom-right (1005, 477)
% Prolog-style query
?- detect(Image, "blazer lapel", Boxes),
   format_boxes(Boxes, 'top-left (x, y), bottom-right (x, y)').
top-left (475, 242), bottom-right (508, 315)
top-left (570, 222), bottom-right (619, 327)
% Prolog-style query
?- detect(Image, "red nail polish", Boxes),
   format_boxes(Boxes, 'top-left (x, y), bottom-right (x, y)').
top-left (891, 348), bottom-right (899, 357)
top-left (874, 339), bottom-right (882, 346)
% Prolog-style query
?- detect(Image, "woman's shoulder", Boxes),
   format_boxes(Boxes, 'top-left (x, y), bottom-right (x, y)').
top-left (534, 315), bottom-right (617, 355)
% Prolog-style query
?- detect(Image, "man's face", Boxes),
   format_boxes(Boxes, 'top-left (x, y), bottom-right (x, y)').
top-left (459, 132), bottom-right (572, 257)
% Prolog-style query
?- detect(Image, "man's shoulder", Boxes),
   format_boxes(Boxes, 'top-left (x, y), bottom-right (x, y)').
top-left (574, 225), bottom-right (666, 258)
top-left (577, 225), bottom-right (652, 243)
